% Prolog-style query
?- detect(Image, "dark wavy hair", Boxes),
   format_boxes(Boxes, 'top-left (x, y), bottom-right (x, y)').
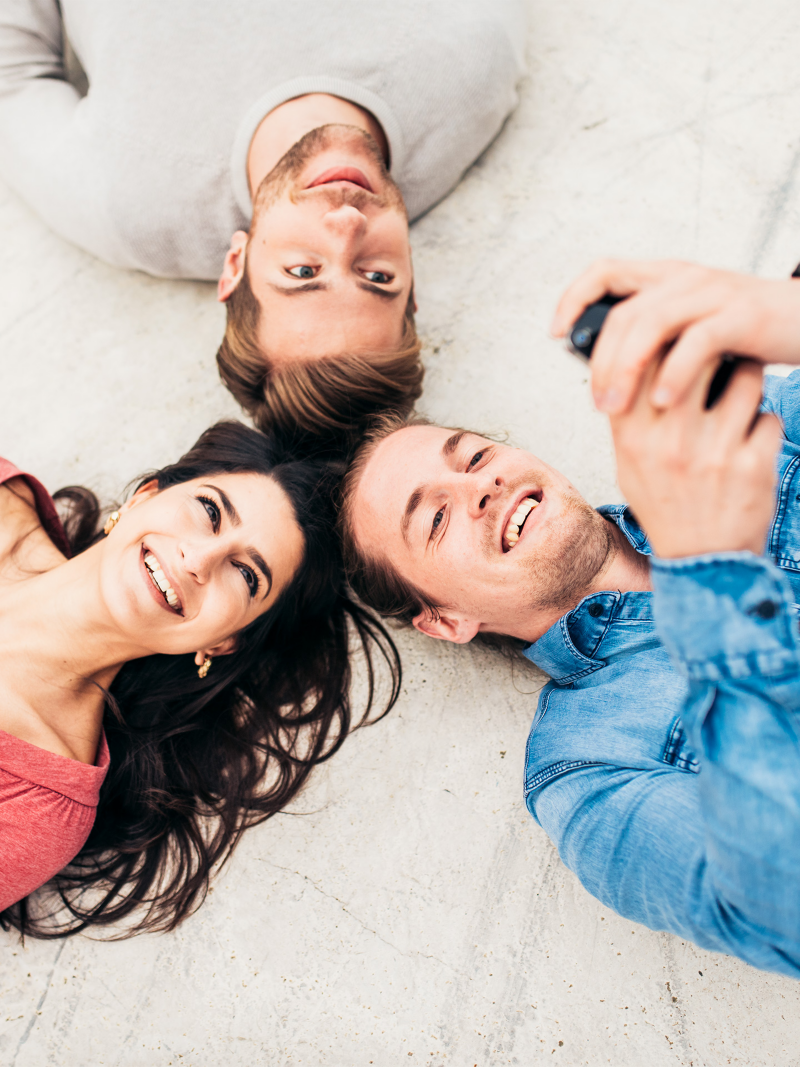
top-left (1, 422), bottom-right (400, 939)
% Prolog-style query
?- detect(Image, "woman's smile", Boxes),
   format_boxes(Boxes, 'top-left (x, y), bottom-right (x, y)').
top-left (140, 545), bottom-right (183, 616)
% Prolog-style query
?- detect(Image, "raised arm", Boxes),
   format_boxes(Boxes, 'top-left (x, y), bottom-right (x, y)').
top-left (0, 1), bottom-right (119, 262)
top-left (555, 292), bottom-right (800, 976)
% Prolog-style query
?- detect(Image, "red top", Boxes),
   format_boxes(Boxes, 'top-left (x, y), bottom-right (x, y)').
top-left (0, 459), bottom-right (109, 912)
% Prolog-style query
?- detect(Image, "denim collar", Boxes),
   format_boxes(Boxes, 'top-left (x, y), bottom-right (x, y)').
top-left (522, 506), bottom-right (654, 684)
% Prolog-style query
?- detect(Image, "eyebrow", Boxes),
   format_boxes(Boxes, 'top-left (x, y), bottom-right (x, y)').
top-left (357, 281), bottom-right (402, 301)
top-left (399, 432), bottom-right (472, 545)
top-left (249, 548), bottom-right (273, 598)
top-left (401, 485), bottom-right (427, 543)
top-left (200, 484), bottom-right (273, 597)
top-left (267, 280), bottom-right (402, 300)
top-left (268, 281), bottom-right (329, 296)
top-left (442, 431), bottom-right (468, 457)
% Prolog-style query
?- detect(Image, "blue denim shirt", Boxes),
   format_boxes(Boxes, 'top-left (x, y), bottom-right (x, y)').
top-left (522, 371), bottom-right (800, 978)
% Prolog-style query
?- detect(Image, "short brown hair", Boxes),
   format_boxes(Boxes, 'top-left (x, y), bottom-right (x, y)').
top-left (338, 410), bottom-right (441, 625)
top-left (217, 262), bottom-right (423, 454)
top-left (338, 413), bottom-right (527, 656)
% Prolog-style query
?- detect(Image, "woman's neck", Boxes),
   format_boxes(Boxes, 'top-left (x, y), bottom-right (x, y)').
top-left (0, 545), bottom-right (144, 762)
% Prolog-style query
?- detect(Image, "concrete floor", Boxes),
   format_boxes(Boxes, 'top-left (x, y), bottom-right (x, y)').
top-left (2, 1), bottom-right (800, 1063)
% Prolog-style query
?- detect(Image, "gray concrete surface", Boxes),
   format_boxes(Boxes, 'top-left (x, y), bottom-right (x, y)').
top-left (2, 1), bottom-right (800, 1063)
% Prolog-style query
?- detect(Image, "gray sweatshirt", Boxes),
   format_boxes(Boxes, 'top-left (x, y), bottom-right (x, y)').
top-left (0, 0), bottom-right (526, 280)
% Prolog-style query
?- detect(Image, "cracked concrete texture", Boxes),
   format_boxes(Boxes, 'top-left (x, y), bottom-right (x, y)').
top-left (2, 1), bottom-right (800, 1064)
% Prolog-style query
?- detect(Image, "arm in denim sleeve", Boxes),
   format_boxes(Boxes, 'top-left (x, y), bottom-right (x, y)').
top-left (530, 754), bottom-right (800, 976)
top-left (0, 1), bottom-right (117, 261)
top-left (650, 552), bottom-right (800, 970)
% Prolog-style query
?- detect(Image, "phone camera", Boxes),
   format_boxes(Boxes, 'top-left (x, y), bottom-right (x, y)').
top-left (572, 327), bottom-right (592, 348)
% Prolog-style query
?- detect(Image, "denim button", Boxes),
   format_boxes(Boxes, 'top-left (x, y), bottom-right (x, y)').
top-left (587, 603), bottom-right (604, 618)
top-left (751, 599), bottom-right (777, 620)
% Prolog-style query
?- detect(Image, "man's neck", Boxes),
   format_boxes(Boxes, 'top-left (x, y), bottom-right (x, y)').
top-left (507, 518), bottom-right (652, 646)
top-left (588, 517), bottom-right (653, 597)
top-left (247, 94), bottom-right (389, 198)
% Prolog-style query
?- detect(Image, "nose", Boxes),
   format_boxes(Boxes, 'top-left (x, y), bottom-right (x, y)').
top-left (179, 538), bottom-right (220, 584)
top-left (321, 203), bottom-right (368, 244)
top-left (466, 471), bottom-right (504, 519)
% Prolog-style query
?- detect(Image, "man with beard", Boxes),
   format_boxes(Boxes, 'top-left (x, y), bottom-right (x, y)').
top-left (337, 260), bottom-right (800, 977)
top-left (0, 1), bottom-right (525, 444)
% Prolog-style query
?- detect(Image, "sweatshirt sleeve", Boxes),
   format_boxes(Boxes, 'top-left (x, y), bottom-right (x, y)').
top-left (0, 1), bottom-right (122, 264)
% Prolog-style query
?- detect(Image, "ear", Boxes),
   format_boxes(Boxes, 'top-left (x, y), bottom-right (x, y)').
top-left (412, 610), bottom-right (480, 645)
top-left (218, 231), bottom-right (249, 302)
top-left (120, 479), bottom-right (160, 514)
top-left (195, 636), bottom-right (238, 664)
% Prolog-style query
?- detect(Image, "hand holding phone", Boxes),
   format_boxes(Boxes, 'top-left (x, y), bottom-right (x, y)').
top-left (567, 294), bottom-right (738, 409)
top-left (554, 259), bottom-right (800, 414)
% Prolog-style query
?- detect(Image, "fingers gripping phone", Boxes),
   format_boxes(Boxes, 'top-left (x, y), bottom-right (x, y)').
top-left (567, 295), bottom-right (736, 409)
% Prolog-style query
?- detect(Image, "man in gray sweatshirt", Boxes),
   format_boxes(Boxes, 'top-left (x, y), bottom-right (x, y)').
top-left (0, 1), bottom-right (526, 441)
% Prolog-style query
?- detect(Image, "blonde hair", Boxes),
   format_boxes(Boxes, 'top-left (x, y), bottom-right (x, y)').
top-left (217, 263), bottom-right (423, 453)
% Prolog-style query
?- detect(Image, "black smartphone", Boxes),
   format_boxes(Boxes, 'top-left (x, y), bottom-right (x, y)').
top-left (567, 295), bottom-right (736, 410)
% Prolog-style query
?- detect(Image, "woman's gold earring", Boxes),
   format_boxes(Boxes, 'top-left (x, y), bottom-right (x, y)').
top-left (197, 656), bottom-right (212, 680)
top-left (103, 511), bottom-right (120, 536)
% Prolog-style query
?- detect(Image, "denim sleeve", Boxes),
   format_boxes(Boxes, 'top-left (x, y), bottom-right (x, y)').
top-left (762, 370), bottom-right (800, 446)
top-left (650, 552), bottom-right (800, 972)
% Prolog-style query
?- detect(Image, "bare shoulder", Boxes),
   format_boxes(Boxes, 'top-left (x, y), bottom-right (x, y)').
top-left (0, 477), bottom-right (66, 574)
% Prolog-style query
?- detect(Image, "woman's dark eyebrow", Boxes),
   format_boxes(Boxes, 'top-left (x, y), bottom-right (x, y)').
top-left (249, 548), bottom-right (273, 597)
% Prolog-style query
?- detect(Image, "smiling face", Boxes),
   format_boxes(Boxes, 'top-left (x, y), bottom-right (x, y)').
top-left (99, 472), bottom-right (304, 659)
top-left (349, 426), bottom-right (615, 644)
top-left (220, 125), bottom-right (413, 362)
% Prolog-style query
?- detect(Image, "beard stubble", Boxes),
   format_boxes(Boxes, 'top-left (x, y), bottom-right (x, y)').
top-left (251, 124), bottom-right (406, 217)
top-left (480, 479), bottom-right (615, 617)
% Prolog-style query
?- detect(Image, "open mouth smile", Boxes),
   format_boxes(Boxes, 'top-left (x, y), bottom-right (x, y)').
top-left (143, 547), bottom-right (183, 614)
top-left (502, 491), bottom-right (542, 552)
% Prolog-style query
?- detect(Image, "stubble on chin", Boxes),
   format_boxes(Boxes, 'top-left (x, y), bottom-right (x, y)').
top-left (251, 124), bottom-right (404, 216)
top-left (521, 494), bottom-right (614, 616)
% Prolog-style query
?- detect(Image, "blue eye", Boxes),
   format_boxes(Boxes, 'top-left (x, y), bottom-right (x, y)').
top-left (288, 265), bottom-right (317, 279)
top-left (431, 508), bottom-right (444, 538)
top-left (364, 270), bottom-right (391, 284)
top-left (468, 451), bottom-right (484, 470)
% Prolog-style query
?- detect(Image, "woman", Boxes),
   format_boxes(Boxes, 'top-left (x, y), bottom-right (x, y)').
top-left (0, 421), bottom-right (399, 937)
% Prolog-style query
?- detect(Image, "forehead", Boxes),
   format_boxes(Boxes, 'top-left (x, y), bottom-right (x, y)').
top-left (256, 290), bottom-right (406, 362)
top-left (354, 426), bottom-right (484, 525)
top-left (177, 471), bottom-right (294, 521)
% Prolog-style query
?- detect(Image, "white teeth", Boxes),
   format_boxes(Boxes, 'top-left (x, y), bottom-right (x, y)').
top-left (144, 552), bottom-right (179, 609)
top-left (504, 497), bottom-right (539, 547)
